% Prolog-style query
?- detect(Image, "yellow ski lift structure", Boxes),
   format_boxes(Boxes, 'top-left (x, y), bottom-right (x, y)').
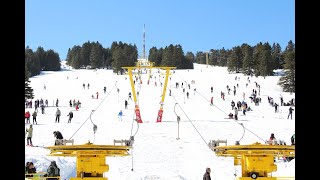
top-left (212, 142), bottom-right (295, 180)
top-left (122, 59), bottom-right (175, 123)
top-left (44, 141), bottom-right (132, 180)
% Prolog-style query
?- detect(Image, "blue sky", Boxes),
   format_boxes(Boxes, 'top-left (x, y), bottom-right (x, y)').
top-left (25, 0), bottom-right (295, 60)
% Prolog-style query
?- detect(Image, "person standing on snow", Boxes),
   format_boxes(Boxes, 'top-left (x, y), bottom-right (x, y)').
top-left (203, 167), bottom-right (211, 180)
top-left (32, 111), bottom-right (37, 124)
top-left (25, 111), bottom-right (31, 124)
top-left (55, 98), bottom-right (59, 107)
top-left (210, 97), bottom-right (213, 106)
top-left (67, 111), bottom-right (73, 123)
top-left (291, 133), bottom-right (295, 145)
top-left (26, 124), bottom-right (33, 146)
top-left (53, 131), bottom-right (64, 145)
top-left (118, 110), bottom-right (123, 121)
top-left (55, 108), bottom-right (61, 123)
top-left (287, 106), bottom-right (294, 119)
top-left (234, 107), bottom-right (238, 120)
top-left (125, 100), bottom-right (128, 109)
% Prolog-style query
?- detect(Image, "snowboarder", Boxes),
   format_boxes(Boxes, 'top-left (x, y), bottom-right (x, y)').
top-left (55, 108), bottom-right (61, 123)
top-left (287, 106), bottom-right (294, 119)
top-left (67, 111), bottom-right (73, 123)
top-left (26, 124), bottom-right (33, 146)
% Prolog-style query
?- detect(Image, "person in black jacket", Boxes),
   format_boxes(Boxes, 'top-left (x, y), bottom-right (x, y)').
top-left (53, 131), bottom-right (63, 145)
top-left (67, 111), bottom-right (73, 123)
top-left (25, 162), bottom-right (36, 177)
top-left (287, 106), bottom-right (294, 119)
top-left (203, 167), bottom-right (211, 180)
top-left (46, 161), bottom-right (60, 180)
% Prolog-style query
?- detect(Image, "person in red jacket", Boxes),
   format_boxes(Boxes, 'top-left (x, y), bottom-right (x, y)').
top-left (25, 111), bottom-right (30, 124)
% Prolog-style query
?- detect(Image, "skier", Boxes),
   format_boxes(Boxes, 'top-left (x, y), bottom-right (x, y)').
top-left (67, 111), bottom-right (73, 123)
top-left (26, 124), bottom-right (33, 146)
top-left (55, 108), bottom-right (61, 123)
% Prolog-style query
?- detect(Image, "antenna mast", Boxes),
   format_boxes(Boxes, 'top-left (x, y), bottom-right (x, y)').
top-left (143, 24), bottom-right (146, 59)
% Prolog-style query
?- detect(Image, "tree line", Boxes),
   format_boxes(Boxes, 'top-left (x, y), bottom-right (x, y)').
top-left (25, 40), bottom-right (295, 100)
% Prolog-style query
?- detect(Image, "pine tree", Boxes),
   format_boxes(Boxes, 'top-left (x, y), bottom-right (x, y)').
top-left (278, 40), bottom-right (295, 93)
top-left (25, 64), bottom-right (34, 100)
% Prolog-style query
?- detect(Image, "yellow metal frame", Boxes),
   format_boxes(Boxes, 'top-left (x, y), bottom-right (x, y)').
top-left (45, 142), bottom-right (131, 180)
top-left (213, 142), bottom-right (295, 180)
top-left (122, 64), bottom-right (176, 123)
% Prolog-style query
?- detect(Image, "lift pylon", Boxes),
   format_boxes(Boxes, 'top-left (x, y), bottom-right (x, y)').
top-left (45, 142), bottom-right (132, 180)
top-left (122, 62), bottom-right (175, 123)
top-left (212, 142), bottom-right (295, 180)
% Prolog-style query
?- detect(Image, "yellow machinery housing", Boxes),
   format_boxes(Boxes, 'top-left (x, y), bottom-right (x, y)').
top-left (213, 142), bottom-right (295, 180)
top-left (45, 142), bottom-right (131, 180)
top-left (122, 60), bottom-right (175, 123)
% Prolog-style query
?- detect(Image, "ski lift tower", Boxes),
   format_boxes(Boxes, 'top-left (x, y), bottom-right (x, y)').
top-left (122, 60), bottom-right (175, 123)
top-left (212, 142), bottom-right (295, 180)
top-left (45, 141), bottom-right (132, 180)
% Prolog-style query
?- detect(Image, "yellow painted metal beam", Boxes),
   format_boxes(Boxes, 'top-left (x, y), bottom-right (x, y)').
top-left (127, 69), bottom-right (138, 103)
